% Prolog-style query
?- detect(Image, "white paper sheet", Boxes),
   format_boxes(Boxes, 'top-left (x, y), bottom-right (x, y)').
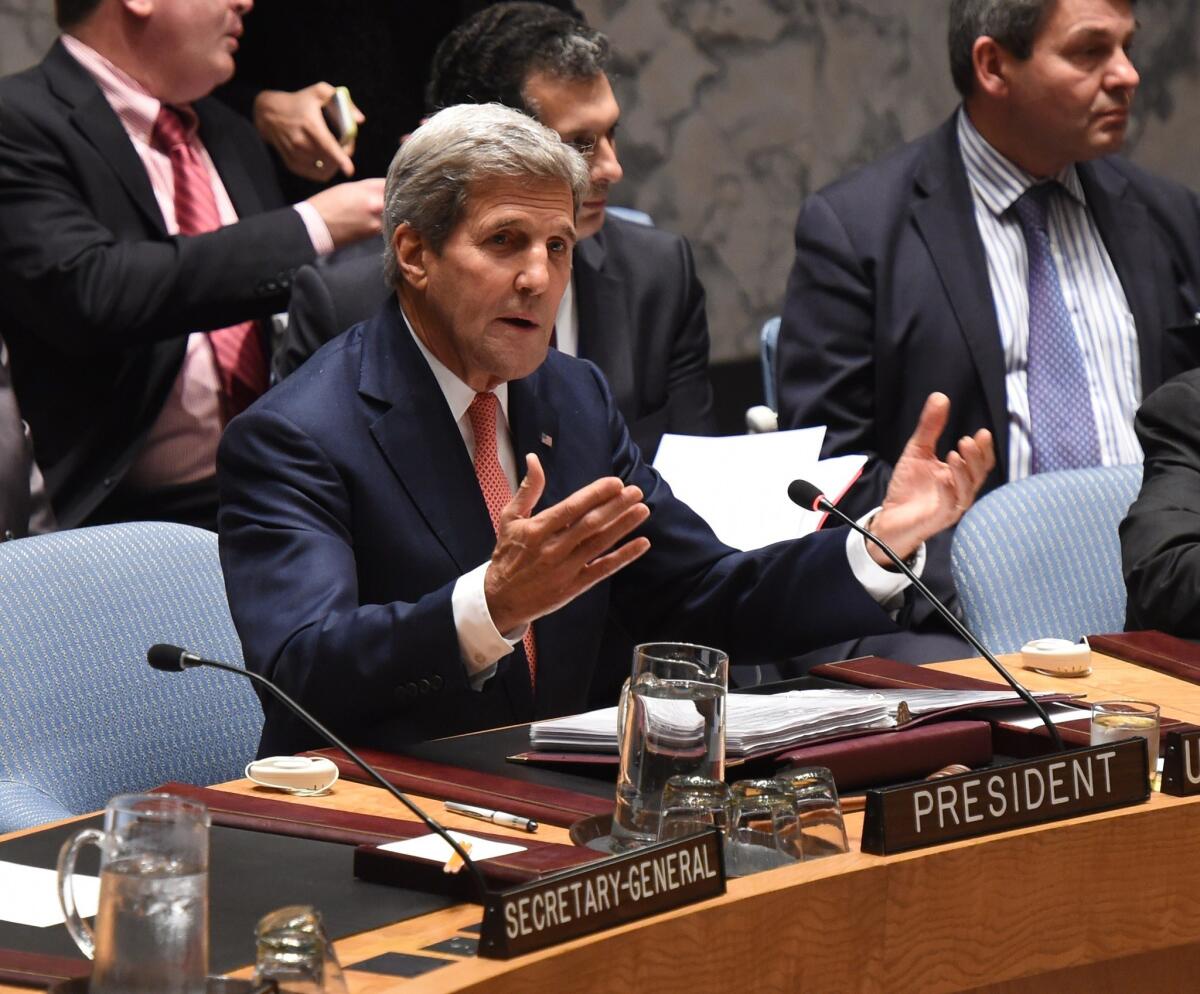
top-left (379, 831), bottom-right (527, 863)
top-left (0, 860), bottom-right (100, 928)
top-left (652, 428), bottom-right (866, 550)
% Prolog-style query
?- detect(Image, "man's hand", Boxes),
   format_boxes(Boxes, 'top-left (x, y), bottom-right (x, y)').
top-left (485, 454), bottom-right (651, 634)
top-left (306, 178), bottom-right (385, 248)
top-left (870, 392), bottom-right (995, 566)
top-left (253, 83), bottom-right (364, 182)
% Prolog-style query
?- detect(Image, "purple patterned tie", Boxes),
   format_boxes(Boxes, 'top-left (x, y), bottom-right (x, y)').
top-left (1011, 183), bottom-right (1102, 474)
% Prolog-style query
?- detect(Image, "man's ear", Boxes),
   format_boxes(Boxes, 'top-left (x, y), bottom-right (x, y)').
top-left (121, 0), bottom-right (155, 20)
top-left (971, 36), bottom-right (1012, 99)
top-left (393, 223), bottom-right (430, 291)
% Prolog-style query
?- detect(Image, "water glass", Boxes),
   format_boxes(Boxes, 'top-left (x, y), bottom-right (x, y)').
top-left (725, 779), bottom-right (800, 875)
top-left (57, 793), bottom-right (210, 994)
top-left (1091, 699), bottom-right (1160, 780)
top-left (777, 765), bottom-right (850, 859)
top-left (611, 642), bottom-right (728, 851)
top-left (254, 905), bottom-right (348, 994)
top-left (656, 775), bottom-right (730, 842)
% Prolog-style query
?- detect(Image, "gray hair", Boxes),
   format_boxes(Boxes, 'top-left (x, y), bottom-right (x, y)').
top-left (381, 103), bottom-right (590, 288)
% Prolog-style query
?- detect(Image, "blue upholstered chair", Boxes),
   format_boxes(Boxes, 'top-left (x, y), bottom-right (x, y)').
top-left (0, 522), bottom-right (262, 832)
top-left (950, 464), bottom-right (1144, 654)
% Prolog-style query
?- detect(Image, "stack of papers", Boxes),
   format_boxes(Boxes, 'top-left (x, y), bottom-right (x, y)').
top-left (530, 690), bottom-right (892, 758)
top-left (529, 687), bottom-right (1067, 758)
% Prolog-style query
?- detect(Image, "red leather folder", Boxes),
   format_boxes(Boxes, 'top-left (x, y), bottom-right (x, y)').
top-left (809, 655), bottom-right (1189, 757)
top-left (1088, 631), bottom-right (1200, 691)
top-left (774, 720), bottom-right (993, 790)
top-left (0, 950), bottom-right (89, 989)
top-left (157, 782), bottom-right (601, 885)
top-left (299, 749), bottom-right (614, 828)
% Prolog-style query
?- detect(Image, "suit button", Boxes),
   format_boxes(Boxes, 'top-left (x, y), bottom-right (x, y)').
top-left (3, 530), bottom-right (14, 542)
top-left (418, 678), bottom-right (430, 694)
top-left (406, 681), bottom-right (419, 696)
top-left (430, 675), bottom-right (443, 692)
top-left (102, 477), bottom-right (113, 487)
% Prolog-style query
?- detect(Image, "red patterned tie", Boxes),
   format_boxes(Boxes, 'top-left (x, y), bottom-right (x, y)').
top-left (467, 392), bottom-right (537, 687)
top-left (151, 104), bottom-right (268, 418)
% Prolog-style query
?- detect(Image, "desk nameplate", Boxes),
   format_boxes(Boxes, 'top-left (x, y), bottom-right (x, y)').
top-left (1161, 728), bottom-right (1200, 796)
top-left (861, 739), bottom-right (1150, 856)
top-left (478, 829), bottom-right (725, 959)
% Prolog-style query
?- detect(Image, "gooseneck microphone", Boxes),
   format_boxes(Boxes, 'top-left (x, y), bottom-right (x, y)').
top-left (147, 643), bottom-right (491, 901)
top-left (787, 480), bottom-right (1065, 751)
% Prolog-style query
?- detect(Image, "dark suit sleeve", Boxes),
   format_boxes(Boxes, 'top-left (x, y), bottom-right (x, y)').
top-left (663, 236), bottom-right (717, 438)
top-left (274, 262), bottom-right (337, 381)
top-left (0, 93), bottom-right (315, 357)
top-left (217, 406), bottom-right (468, 737)
top-left (0, 338), bottom-right (31, 539)
top-left (775, 192), bottom-right (892, 516)
top-left (1121, 374), bottom-right (1200, 636)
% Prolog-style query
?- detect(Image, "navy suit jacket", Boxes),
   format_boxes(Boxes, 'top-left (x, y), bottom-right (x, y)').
top-left (274, 216), bottom-right (716, 460)
top-left (0, 40), bottom-right (316, 527)
top-left (219, 297), bottom-right (893, 755)
top-left (777, 113), bottom-right (1200, 619)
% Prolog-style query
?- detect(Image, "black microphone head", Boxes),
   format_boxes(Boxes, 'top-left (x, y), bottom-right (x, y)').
top-left (787, 479), bottom-right (825, 511)
top-left (147, 643), bottom-right (188, 672)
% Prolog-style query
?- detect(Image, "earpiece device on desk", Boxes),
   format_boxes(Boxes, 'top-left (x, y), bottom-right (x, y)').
top-left (246, 756), bottom-right (339, 793)
top-left (1020, 637), bottom-right (1092, 677)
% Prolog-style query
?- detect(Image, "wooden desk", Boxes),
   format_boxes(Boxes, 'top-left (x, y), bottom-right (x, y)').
top-left (8, 652), bottom-right (1200, 993)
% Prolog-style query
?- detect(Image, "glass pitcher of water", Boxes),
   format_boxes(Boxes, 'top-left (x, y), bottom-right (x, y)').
top-left (611, 642), bottom-right (728, 851)
top-left (57, 793), bottom-right (210, 994)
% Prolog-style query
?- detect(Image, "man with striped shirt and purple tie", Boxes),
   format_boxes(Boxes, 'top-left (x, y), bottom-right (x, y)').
top-left (776, 0), bottom-right (1200, 665)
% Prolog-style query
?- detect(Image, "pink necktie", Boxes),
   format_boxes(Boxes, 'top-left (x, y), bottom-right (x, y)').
top-left (467, 392), bottom-right (537, 687)
top-left (151, 104), bottom-right (268, 419)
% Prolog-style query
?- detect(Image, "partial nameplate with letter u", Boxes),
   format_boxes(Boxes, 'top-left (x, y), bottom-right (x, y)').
top-left (1160, 728), bottom-right (1200, 796)
top-left (861, 738), bottom-right (1150, 856)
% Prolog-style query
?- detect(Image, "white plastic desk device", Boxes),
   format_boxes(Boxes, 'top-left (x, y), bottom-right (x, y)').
top-left (246, 755), bottom-right (339, 793)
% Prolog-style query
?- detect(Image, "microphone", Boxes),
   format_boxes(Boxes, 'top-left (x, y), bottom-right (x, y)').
top-left (787, 481), bottom-right (1065, 751)
top-left (147, 643), bottom-right (491, 901)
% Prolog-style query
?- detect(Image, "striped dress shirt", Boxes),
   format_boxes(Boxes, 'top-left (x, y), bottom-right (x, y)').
top-left (957, 108), bottom-right (1143, 480)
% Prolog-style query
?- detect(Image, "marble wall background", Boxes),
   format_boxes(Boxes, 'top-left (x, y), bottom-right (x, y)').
top-left (3, 0), bottom-right (1197, 363)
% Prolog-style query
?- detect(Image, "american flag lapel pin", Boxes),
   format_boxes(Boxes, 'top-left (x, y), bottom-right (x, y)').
top-left (540, 432), bottom-right (554, 448)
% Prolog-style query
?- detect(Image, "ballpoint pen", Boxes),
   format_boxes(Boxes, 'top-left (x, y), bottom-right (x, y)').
top-left (445, 801), bottom-right (539, 833)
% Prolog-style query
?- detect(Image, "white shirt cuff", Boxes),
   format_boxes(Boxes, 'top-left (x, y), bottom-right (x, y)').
top-left (452, 561), bottom-right (527, 690)
top-left (293, 201), bottom-right (334, 256)
top-left (844, 506), bottom-right (926, 612)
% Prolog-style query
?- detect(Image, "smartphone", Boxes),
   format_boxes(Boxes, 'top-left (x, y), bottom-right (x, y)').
top-left (321, 86), bottom-right (357, 148)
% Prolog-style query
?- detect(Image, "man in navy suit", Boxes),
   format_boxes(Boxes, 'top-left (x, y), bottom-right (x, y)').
top-left (273, 3), bottom-right (715, 462)
top-left (776, 0), bottom-right (1200, 661)
top-left (218, 104), bottom-right (994, 756)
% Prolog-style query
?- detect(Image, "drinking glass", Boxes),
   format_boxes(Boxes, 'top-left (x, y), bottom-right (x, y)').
top-left (777, 765), bottom-right (850, 859)
top-left (254, 905), bottom-right (348, 994)
top-left (1091, 700), bottom-right (1160, 780)
top-left (611, 642), bottom-right (728, 851)
top-left (656, 775), bottom-right (730, 842)
top-left (725, 778), bottom-right (800, 875)
top-left (57, 793), bottom-right (209, 994)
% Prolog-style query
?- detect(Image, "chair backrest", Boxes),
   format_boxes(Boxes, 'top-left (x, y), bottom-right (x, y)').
top-left (950, 464), bottom-right (1144, 653)
top-left (0, 522), bottom-right (263, 831)
top-left (760, 316), bottom-right (782, 412)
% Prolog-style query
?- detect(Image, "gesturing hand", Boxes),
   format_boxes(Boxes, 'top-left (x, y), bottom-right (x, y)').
top-left (484, 454), bottom-right (651, 634)
top-left (870, 393), bottom-right (995, 565)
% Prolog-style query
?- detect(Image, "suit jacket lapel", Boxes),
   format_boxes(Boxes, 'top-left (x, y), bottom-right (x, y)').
top-left (42, 41), bottom-right (165, 235)
top-left (196, 97), bottom-right (263, 217)
top-left (574, 231), bottom-right (636, 413)
top-left (911, 115), bottom-right (1009, 474)
top-left (1079, 161), bottom-right (1162, 394)
top-left (360, 299), bottom-right (496, 573)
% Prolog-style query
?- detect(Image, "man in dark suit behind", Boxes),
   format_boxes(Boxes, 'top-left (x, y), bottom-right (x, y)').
top-left (218, 103), bottom-right (994, 757)
top-left (0, 0), bottom-right (385, 530)
top-left (274, 2), bottom-right (715, 462)
top-left (776, 0), bottom-right (1200, 662)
